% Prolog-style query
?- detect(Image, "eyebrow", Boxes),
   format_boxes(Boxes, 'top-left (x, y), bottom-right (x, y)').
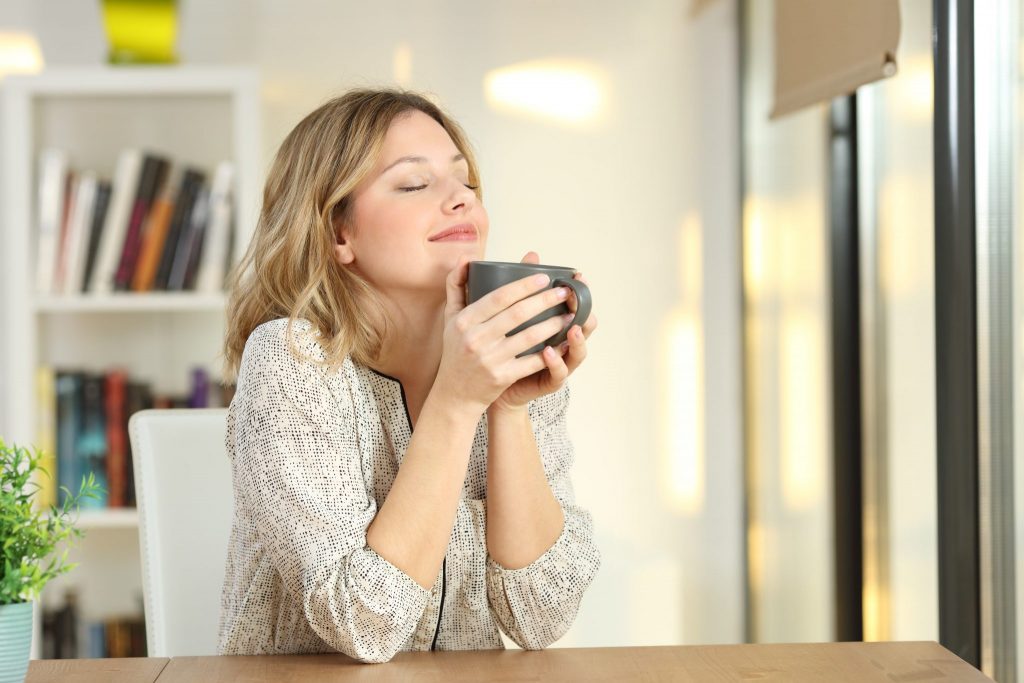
top-left (380, 153), bottom-right (466, 175)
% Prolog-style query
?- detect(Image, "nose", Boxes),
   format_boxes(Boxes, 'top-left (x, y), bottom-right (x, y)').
top-left (444, 177), bottom-right (477, 214)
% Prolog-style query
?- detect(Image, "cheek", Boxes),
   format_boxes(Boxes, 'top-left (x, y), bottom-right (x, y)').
top-left (476, 206), bottom-right (491, 240)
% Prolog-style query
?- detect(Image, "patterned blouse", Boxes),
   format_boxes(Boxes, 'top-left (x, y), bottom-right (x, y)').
top-left (217, 318), bottom-right (601, 663)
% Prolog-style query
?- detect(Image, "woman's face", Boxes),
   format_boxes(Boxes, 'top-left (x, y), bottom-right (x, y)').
top-left (336, 109), bottom-right (489, 298)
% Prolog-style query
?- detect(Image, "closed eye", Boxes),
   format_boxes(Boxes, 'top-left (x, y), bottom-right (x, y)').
top-left (399, 185), bottom-right (427, 192)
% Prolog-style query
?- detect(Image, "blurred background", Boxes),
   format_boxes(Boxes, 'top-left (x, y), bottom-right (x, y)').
top-left (0, 0), bottom-right (1020, 681)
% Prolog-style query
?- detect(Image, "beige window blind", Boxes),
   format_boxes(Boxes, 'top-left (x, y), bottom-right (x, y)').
top-left (772, 0), bottom-right (900, 118)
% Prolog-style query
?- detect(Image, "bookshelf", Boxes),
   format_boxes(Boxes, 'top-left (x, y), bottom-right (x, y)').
top-left (0, 66), bottom-right (261, 658)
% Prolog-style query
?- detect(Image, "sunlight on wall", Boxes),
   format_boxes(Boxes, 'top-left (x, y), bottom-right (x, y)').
top-left (663, 315), bottom-right (704, 514)
top-left (483, 60), bottom-right (608, 125)
top-left (661, 213), bottom-right (705, 515)
top-left (862, 574), bottom-right (891, 641)
top-left (0, 32), bottom-right (44, 80)
top-left (894, 55), bottom-right (933, 123)
top-left (743, 196), bottom-right (771, 297)
top-left (780, 312), bottom-right (826, 511)
top-left (392, 42), bottom-right (412, 86)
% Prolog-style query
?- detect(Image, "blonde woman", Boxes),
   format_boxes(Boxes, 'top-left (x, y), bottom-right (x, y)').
top-left (217, 89), bottom-right (600, 663)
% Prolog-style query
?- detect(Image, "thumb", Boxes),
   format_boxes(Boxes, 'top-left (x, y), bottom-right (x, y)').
top-left (521, 251), bottom-right (540, 265)
top-left (445, 255), bottom-right (471, 318)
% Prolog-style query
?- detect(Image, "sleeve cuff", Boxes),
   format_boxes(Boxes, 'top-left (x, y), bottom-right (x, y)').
top-left (484, 506), bottom-right (600, 644)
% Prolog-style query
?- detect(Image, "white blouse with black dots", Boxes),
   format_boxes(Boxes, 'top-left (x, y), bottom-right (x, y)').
top-left (216, 318), bottom-right (601, 663)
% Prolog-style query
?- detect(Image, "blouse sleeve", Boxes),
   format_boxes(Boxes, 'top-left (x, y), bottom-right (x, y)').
top-left (230, 321), bottom-right (430, 663)
top-left (484, 383), bottom-right (601, 649)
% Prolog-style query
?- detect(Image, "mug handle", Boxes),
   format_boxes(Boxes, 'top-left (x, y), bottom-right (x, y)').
top-left (551, 277), bottom-right (592, 346)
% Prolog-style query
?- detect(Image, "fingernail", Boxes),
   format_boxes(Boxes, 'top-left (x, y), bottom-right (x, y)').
top-left (559, 341), bottom-right (570, 352)
top-left (555, 287), bottom-right (569, 300)
top-left (562, 313), bottom-right (575, 324)
top-left (532, 273), bottom-right (550, 286)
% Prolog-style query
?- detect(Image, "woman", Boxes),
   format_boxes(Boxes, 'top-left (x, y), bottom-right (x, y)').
top-left (217, 89), bottom-right (600, 663)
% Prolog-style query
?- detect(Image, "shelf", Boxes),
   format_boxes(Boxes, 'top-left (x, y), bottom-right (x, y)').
top-left (35, 293), bottom-right (227, 313)
top-left (74, 508), bottom-right (139, 530)
top-left (4, 66), bottom-right (259, 97)
top-left (41, 508), bottom-right (139, 530)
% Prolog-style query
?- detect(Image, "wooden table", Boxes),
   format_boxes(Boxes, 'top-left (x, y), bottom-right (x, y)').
top-left (26, 641), bottom-right (994, 682)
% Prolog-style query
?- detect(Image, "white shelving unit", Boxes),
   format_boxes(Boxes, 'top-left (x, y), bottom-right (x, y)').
top-left (0, 66), bottom-right (261, 657)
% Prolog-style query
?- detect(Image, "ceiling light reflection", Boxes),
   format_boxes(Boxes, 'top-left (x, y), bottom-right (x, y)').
top-left (484, 60), bottom-right (607, 125)
top-left (0, 32), bottom-right (44, 80)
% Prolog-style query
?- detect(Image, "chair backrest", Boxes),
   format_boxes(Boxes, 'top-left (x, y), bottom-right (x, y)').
top-left (129, 408), bottom-right (231, 657)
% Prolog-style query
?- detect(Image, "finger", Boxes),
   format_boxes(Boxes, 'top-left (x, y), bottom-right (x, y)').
top-left (509, 348), bottom-right (549, 379)
top-left (445, 255), bottom-right (472, 315)
top-left (564, 325), bottom-right (588, 370)
top-left (521, 251), bottom-right (540, 264)
top-left (540, 345), bottom-right (570, 384)
top-left (487, 285), bottom-right (573, 340)
top-left (462, 272), bottom-right (552, 326)
top-left (581, 312), bottom-right (598, 338)
top-left (573, 271), bottom-right (590, 285)
top-left (502, 312), bottom-right (573, 358)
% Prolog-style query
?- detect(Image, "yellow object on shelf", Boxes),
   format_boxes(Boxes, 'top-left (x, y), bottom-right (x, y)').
top-left (100, 0), bottom-right (178, 65)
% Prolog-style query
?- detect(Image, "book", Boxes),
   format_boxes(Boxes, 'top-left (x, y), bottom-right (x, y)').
top-left (90, 149), bottom-right (143, 293)
top-left (61, 172), bottom-right (99, 295)
top-left (105, 371), bottom-right (128, 508)
top-left (41, 590), bottom-right (79, 659)
top-left (188, 367), bottom-right (209, 408)
top-left (131, 166), bottom-right (181, 291)
top-left (81, 180), bottom-right (112, 292)
top-left (35, 149), bottom-right (69, 295)
top-left (34, 366), bottom-right (57, 509)
top-left (52, 171), bottom-right (79, 294)
top-left (154, 168), bottom-right (205, 290)
top-left (167, 185), bottom-right (209, 290)
top-left (195, 161), bottom-right (235, 292)
top-left (123, 381), bottom-right (153, 507)
top-left (78, 373), bottom-right (109, 509)
top-left (55, 371), bottom-right (83, 506)
top-left (114, 153), bottom-right (169, 291)
top-left (86, 622), bottom-right (106, 659)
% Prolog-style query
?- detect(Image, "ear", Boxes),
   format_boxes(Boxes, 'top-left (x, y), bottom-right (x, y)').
top-left (333, 218), bottom-right (355, 266)
top-left (333, 240), bottom-right (355, 266)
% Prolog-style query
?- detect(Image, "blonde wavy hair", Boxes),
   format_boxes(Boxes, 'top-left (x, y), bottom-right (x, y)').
top-left (223, 89), bottom-right (482, 380)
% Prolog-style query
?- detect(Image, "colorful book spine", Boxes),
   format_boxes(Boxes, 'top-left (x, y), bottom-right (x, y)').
top-left (105, 371), bottom-right (128, 508)
top-left (34, 366), bottom-right (57, 509)
top-left (154, 168), bottom-right (205, 290)
top-left (131, 167), bottom-right (180, 291)
top-left (78, 374), bottom-right (109, 509)
top-left (81, 180), bottom-right (113, 292)
top-left (89, 149), bottom-right (143, 293)
top-left (54, 372), bottom-right (82, 506)
top-left (114, 154), bottom-right (169, 291)
top-left (167, 185), bottom-right (209, 290)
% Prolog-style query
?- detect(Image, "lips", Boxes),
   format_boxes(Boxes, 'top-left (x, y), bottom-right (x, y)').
top-left (428, 223), bottom-right (477, 241)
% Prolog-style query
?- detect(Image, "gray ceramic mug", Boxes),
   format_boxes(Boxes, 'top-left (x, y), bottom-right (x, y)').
top-left (467, 261), bottom-right (592, 356)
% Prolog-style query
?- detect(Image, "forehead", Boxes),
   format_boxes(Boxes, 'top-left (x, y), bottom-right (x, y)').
top-left (378, 110), bottom-right (462, 162)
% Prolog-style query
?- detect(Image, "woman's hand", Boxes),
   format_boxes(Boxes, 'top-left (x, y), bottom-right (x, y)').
top-left (489, 252), bottom-right (597, 413)
top-left (431, 255), bottom-right (584, 416)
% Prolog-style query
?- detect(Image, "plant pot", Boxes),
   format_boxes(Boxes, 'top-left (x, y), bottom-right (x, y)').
top-left (0, 601), bottom-right (33, 683)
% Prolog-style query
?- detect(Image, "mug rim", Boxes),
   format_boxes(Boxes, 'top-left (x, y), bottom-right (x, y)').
top-left (469, 260), bottom-right (574, 272)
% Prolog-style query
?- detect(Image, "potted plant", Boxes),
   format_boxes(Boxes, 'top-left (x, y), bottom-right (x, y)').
top-left (0, 439), bottom-right (99, 683)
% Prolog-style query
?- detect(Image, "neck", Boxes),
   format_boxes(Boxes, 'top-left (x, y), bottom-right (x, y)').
top-left (371, 289), bottom-right (446, 390)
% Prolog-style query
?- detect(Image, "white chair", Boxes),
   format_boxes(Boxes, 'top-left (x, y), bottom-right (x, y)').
top-left (129, 408), bottom-right (232, 657)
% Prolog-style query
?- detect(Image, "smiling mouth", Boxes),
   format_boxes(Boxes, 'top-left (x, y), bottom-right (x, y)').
top-left (428, 224), bottom-right (477, 241)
